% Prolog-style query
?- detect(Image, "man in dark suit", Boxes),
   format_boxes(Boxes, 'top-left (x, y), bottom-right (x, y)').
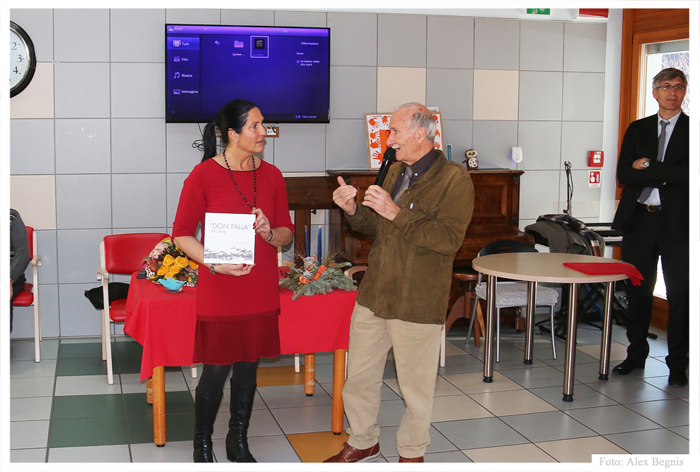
top-left (611, 68), bottom-right (689, 387)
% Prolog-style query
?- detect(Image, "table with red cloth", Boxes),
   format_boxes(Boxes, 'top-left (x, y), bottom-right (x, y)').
top-left (124, 273), bottom-right (356, 446)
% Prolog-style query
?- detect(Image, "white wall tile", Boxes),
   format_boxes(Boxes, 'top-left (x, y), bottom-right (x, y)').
top-left (11, 9), bottom-right (54, 62)
top-left (56, 229), bottom-right (112, 285)
top-left (54, 9), bottom-right (110, 62)
top-left (55, 175), bottom-right (112, 229)
top-left (376, 67), bottom-right (426, 114)
top-left (165, 9), bottom-right (221, 25)
top-left (564, 22), bottom-right (607, 72)
top-left (563, 72), bottom-right (605, 121)
top-left (325, 119), bottom-right (368, 170)
top-left (518, 71), bottom-right (563, 121)
top-left (167, 173), bottom-right (189, 228)
top-left (427, 16), bottom-right (474, 69)
top-left (558, 169), bottom-right (602, 217)
top-left (34, 230), bottom-right (59, 285)
top-left (561, 121), bottom-right (604, 170)
top-left (330, 66), bottom-right (377, 119)
top-left (274, 124), bottom-right (326, 172)
top-left (10, 63), bottom-right (54, 119)
top-left (58, 282), bottom-right (105, 336)
top-left (54, 63), bottom-right (110, 118)
top-left (520, 21), bottom-right (564, 71)
top-left (378, 14), bottom-right (427, 68)
top-left (221, 9), bottom-right (275, 26)
top-left (111, 9), bottom-right (166, 63)
top-left (274, 10), bottom-right (327, 27)
top-left (10, 175), bottom-right (57, 230)
top-left (112, 174), bottom-right (167, 229)
top-left (427, 69), bottom-right (473, 120)
top-left (441, 120), bottom-right (473, 163)
top-left (328, 12), bottom-right (377, 67)
top-left (11, 119), bottom-right (55, 175)
top-left (111, 63), bottom-right (165, 118)
top-left (166, 123), bottom-right (207, 173)
top-left (517, 121), bottom-right (562, 170)
top-left (55, 119), bottom-right (111, 174)
top-left (112, 119), bottom-right (167, 173)
top-left (519, 170), bottom-right (561, 220)
top-left (472, 121), bottom-right (518, 169)
top-left (474, 18), bottom-right (520, 70)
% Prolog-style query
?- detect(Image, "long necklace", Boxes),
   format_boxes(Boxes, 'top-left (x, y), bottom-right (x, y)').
top-left (222, 150), bottom-right (257, 209)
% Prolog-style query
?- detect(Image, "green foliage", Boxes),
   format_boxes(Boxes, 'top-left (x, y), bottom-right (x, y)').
top-left (280, 252), bottom-right (357, 301)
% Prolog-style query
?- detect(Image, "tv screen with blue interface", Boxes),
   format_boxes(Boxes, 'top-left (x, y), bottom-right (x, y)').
top-left (166, 24), bottom-right (330, 123)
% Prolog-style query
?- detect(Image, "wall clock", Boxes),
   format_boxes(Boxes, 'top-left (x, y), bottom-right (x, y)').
top-left (10, 21), bottom-right (37, 97)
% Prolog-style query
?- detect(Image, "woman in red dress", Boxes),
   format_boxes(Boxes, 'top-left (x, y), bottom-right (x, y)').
top-left (173, 100), bottom-right (293, 463)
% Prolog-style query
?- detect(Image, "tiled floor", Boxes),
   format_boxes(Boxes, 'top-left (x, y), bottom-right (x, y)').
top-left (9, 320), bottom-right (689, 464)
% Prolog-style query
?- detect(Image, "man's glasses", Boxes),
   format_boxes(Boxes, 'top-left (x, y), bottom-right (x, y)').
top-left (655, 84), bottom-right (686, 92)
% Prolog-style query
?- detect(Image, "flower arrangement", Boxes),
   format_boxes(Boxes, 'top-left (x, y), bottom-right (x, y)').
top-left (143, 237), bottom-right (198, 287)
top-left (280, 249), bottom-right (357, 301)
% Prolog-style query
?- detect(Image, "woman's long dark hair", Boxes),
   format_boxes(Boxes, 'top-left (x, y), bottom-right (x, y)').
top-left (201, 99), bottom-right (258, 162)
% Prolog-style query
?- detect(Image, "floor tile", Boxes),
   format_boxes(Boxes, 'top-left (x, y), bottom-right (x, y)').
top-left (271, 404), bottom-right (346, 435)
top-left (256, 365), bottom-right (305, 387)
top-left (286, 430), bottom-right (349, 462)
top-left (49, 417), bottom-right (128, 448)
top-left (421, 450), bottom-right (473, 462)
top-left (565, 405), bottom-right (663, 435)
top-left (10, 359), bottom-right (57, 378)
top-left (668, 425), bottom-right (689, 440)
top-left (57, 342), bottom-right (104, 359)
top-left (10, 397), bottom-right (53, 421)
top-left (10, 448), bottom-right (47, 462)
top-left (119, 373), bottom-right (150, 394)
top-left (586, 378), bottom-right (673, 403)
top-left (131, 440), bottom-right (194, 462)
top-left (535, 436), bottom-right (628, 462)
top-left (464, 443), bottom-right (556, 463)
top-left (500, 411), bottom-right (597, 442)
top-left (643, 373), bottom-right (690, 398)
top-left (213, 406), bottom-right (283, 438)
top-left (431, 394), bottom-right (493, 422)
top-left (48, 444), bottom-right (131, 462)
top-left (383, 375), bottom-right (464, 399)
top-left (10, 420), bottom-right (50, 449)
top-left (495, 364), bottom-right (566, 389)
top-left (377, 425), bottom-right (459, 458)
top-left (54, 374), bottom-right (122, 396)
top-left (10, 376), bottom-right (55, 398)
top-left (257, 383), bottom-right (332, 408)
top-left (470, 389), bottom-right (557, 416)
top-left (376, 399), bottom-right (410, 427)
top-left (528, 384), bottom-right (619, 410)
top-left (604, 428), bottom-right (689, 455)
top-left (434, 417), bottom-right (528, 450)
top-left (127, 413), bottom-right (194, 445)
top-left (442, 371), bottom-right (523, 394)
top-left (11, 339), bottom-right (59, 361)
top-left (436, 353), bottom-right (486, 375)
top-left (53, 394), bottom-right (124, 420)
top-left (213, 434), bottom-right (302, 462)
top-left (123, 391), bottom-right (193, 417)
top-left (56, 356), bottom-right (109, 376)
top-left (577, 340), bottom-right (627, 361)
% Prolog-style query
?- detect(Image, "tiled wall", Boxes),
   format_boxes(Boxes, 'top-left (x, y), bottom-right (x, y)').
top-left (9, 8), bottom-right (618, 338)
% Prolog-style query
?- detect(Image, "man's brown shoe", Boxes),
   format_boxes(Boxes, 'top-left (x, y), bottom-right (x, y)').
top-left (323, 442), bottom-right (380, 463)
top-left (399, 455), bottom-right (424, 462)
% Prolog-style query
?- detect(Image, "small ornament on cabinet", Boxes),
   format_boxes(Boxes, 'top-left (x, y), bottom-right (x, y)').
top-left (464, 149), bottom-right (478, 170)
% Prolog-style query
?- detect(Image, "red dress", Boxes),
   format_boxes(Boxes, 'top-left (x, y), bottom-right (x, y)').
top-left (172, 158), bottom-right (294, 364)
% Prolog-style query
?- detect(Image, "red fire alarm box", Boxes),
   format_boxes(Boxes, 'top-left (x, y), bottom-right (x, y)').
top-left (588, 151), bottom-right (604, 167)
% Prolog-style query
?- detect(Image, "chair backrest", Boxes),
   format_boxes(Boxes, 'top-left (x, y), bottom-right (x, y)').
top-left (477, 239), bottom-right (537, 257)
top-left (26, 226), bottom-right (35, 257)
top-left (102, 233), bottom-right (170, 275)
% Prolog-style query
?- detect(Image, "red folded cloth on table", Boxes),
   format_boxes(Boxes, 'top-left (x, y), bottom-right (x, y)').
top-left (563, 262), bottom-right (644, 286)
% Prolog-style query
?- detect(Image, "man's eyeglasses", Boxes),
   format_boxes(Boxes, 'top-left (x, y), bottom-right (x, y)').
top-left (655, 84), bottom-right (686, 92)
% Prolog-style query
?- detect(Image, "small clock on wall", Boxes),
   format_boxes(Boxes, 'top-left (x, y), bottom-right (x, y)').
top-left (10, 21), bottom-right (37, 97)
top-left (464, 149), bottom-right (479, 170)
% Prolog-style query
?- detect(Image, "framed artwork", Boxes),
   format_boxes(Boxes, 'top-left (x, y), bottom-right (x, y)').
top-left (365, 112), bottom-right (443, 169)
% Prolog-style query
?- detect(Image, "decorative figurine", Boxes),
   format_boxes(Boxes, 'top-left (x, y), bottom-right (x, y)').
top-left (464, 149), bottom-right (479, 170)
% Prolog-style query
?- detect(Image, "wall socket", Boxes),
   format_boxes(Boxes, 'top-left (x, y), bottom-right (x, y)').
top-left (266, 126), bottom-right (279, 138)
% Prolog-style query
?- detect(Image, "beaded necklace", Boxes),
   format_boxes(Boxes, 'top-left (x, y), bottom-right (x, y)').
top-left (222, 150), bottom-right (257, 209)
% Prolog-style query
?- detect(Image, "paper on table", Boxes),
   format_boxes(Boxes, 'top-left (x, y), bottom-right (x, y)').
top-left (203, 213), bottom-right (255, 264)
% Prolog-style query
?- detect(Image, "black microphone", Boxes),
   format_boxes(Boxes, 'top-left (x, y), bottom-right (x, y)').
top-left (374, 148), bottom-right (396, 186)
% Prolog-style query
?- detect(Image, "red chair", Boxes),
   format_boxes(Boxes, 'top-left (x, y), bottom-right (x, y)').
top-left (12, 226), bottom-right (42, 363)
top-left (97, 233), bottom-right (169, 385)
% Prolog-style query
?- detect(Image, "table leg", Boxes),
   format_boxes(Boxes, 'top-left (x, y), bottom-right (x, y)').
top-left (331, 349), bottom-right (346, 435)
top-left (304, 353), bottom-right (316, 396)
top-left (562, 283), bottom-right (579, 402)
top-left (152, 366), bottom-right (166, 446)
top-left (524, 281), bottom-right (537, 364)
top-left (483, 275), bottom-right (497, 382)
top-left (146, 378), bottom-right (153, 404)
top-left (598, 281), bottom-right (615, 380)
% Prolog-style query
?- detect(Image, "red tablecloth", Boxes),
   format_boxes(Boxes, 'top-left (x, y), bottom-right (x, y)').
top-left (124, 274), bottom-right (356, 381)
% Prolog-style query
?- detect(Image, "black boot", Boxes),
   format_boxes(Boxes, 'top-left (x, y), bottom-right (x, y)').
top-left (226, 383), bottom-right (257, 462)
top-left (193, 391), bottom-right (222, 462)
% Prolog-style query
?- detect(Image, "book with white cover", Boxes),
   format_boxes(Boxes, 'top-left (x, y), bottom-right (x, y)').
top-left (203, 213), bottom-right (256, 264)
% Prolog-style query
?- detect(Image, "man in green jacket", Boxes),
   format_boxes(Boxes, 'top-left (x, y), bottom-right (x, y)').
top-left (325, 103), bottom-right (474, 463)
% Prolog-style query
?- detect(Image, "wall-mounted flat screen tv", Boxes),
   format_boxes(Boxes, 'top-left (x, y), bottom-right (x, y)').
top-left (165, 24), bottom-right (330, 123)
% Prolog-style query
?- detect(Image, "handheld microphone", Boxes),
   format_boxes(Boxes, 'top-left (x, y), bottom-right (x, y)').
top-left (374, 148), bottom-right (396, 186)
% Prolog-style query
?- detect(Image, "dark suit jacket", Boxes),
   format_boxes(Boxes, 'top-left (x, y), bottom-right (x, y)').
top-left (612, 112), bottom-right (689, 244)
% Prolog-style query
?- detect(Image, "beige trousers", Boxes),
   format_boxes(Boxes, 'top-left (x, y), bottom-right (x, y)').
top-left (343, 302), bottom-right (442, 458)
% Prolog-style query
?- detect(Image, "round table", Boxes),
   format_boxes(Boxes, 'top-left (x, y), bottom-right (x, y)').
top-left (472, 252), bottom-right (633, 402)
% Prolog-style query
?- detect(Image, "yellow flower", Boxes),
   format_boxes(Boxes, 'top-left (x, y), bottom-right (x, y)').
top-left (174, 256), bottom-right (189, 268)
top-left (157, 265), bottom-right (169, 276)
top-left (162, 254), bottom-right (175, 266)
top-left (189, 260), bottom-right (199, 270)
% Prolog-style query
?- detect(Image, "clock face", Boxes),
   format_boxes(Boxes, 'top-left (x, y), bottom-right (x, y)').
top-left (10, 22), bottom-right (37, 97)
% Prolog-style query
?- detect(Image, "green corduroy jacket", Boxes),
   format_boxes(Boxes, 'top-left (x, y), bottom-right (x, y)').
top-left (348, 151), bottom-right (474, 325)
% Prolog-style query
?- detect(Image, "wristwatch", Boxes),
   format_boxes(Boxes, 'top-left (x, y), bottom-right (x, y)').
top-left (642, 160), bottom-right (650, 168)
top-left (209, 264), bottom-right (218, 275)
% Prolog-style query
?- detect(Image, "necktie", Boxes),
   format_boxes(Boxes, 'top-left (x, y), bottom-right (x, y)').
top-left (393, 167), bottom-right (413, 202)
top-left (638, 120), bottom-right (668, 204)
